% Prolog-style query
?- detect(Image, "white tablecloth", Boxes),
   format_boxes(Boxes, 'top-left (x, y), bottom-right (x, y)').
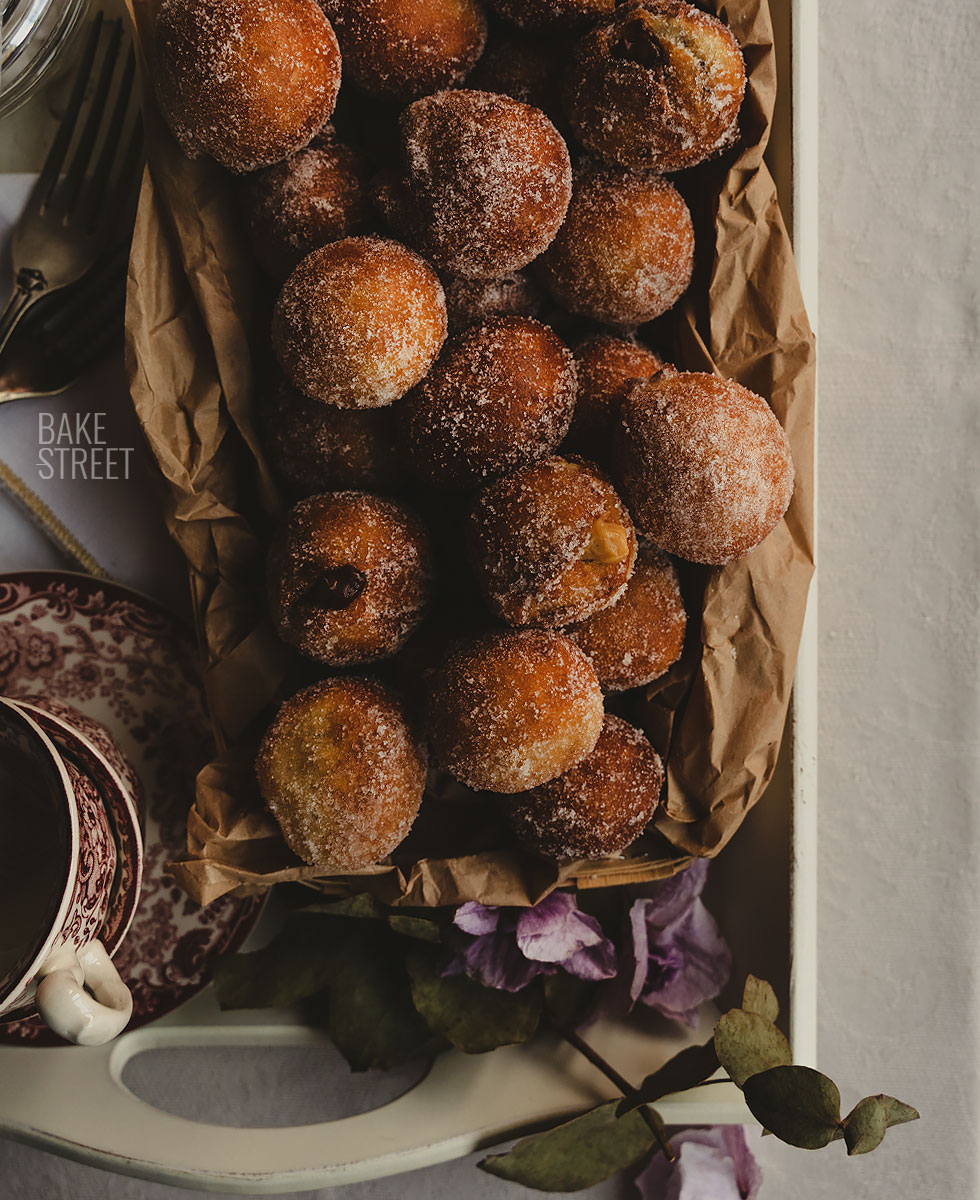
top-left (0, 0), bottom-right (977, 1194)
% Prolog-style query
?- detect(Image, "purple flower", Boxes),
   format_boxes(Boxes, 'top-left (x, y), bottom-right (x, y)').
top-left (628, 859), bottom-right (732, 1027)
top-left (635, 1126), bottom-right (761, 1200)
top-left (445, 892), bottom-right (617, 992)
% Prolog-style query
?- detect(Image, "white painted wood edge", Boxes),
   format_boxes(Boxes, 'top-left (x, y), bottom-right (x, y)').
top-left (788, 0), bottom-right (819, 1073)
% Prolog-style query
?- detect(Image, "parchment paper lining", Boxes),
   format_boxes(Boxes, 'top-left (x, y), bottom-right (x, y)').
top-left (124, 0), bottom-right (814, 907)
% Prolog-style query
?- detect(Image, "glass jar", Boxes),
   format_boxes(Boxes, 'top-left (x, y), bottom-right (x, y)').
top-left (0, 0), bottom-right (91, 119)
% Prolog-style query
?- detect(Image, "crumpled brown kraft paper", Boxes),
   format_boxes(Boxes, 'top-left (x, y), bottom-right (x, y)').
top-left (124, 0), bottom-right (814, 908)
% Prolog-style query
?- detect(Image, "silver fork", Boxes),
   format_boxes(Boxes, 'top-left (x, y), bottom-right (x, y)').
top-left (0, 241), bottom-right (128, 404)
top-left (0, 12), bottom-right (142, 358)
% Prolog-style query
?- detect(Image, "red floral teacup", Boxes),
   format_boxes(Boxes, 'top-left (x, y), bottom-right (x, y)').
top-left (0, 698), bottom-right (134, 1044)
top-left (14, 696), bottom-right (145, 961)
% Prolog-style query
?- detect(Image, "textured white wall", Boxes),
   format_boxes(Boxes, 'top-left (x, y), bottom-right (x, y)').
top-left (760, 0), bottom-right (980, 1194)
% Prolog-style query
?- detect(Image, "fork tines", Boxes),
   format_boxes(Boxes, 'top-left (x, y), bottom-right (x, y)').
top-left (35, 12), bottom-right (144, 240)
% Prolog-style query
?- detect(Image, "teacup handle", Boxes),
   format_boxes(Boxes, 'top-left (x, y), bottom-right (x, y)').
top-left (36, 941), bottom-right (133, 1046)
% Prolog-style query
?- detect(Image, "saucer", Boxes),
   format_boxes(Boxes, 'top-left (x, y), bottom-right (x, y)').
top-left (0, 572), bottom-right (264, 1045)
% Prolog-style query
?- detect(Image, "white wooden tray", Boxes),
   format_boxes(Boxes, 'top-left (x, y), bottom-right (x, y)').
top-left (0, 0), bottom-right (817, 1189)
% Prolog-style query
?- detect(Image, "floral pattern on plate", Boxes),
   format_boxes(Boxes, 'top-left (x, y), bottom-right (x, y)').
top-left (0, 572), bottom-right (263, 1044)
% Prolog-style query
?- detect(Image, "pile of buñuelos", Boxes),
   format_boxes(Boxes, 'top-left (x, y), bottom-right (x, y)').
top-left (150, 0), bottom-right (794, 874)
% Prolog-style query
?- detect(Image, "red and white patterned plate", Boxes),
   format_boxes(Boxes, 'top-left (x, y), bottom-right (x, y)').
top-left (0, 572), bottom-right (264, 1045)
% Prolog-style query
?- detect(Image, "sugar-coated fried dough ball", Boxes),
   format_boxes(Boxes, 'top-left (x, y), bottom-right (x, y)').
top-left (262, 377), bottom-right (401, 498)
top-left (239, 130), bottom-right (371, 279)
top-left (506, 714), bottom-right (663, 858)
top-left (565, 544), bottom-right (685, 691)
top-left (444, 271), bottom-right (544, 333)
top-left (395, 90), bottom-right (572, 279)
top-left (467, 33), bottom-right (564, 124)
top-left (488, 0), bottom-right (616, 32)
top-left (567, 335), bottom-right (669, 450)
top-left (269, 492), bottom-right (432, 665)
top-left (564, 2), bottom-right (746, 172)
top-left (256, 678), bottom-right (426, 868)
top-left (614, 372), bottom-right (795, 564)
top-left (399, 317), bottom-right (576, 488)
top-left (272, 237), bottom-right (447, 408)
top-left (467, 456), bottom-right (637, 627)
top-left (153, 0), bottom-right (341, 173)
top-left (427, 629), bottom-right (604, 792)
top-left (320, 0), bottom-right (487, 102)
top-left (537, 165), bottom-right (694, 326)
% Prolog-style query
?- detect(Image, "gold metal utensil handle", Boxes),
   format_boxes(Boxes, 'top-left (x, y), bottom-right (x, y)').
top-left (0, 458), bottom-right (108, 578)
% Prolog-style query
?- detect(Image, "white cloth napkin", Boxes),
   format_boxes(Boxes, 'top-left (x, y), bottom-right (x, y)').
top-left (0, 174), bottom-right (188, 613)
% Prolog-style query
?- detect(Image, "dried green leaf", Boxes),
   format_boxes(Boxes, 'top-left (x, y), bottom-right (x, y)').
top-left (542, 972), bottom-right (598, 1030)
top-left (315, 924), bottom-right (434, 1071)
top-left (479, 1101), bottom-right (655, 1192)
top-left (301, 893), bottom-right (383, 920)
top-left (843, 1095), bottom-right (887, 1155)
top-left (742, 975), bottom-right (779, 1022)
top-left (881, 1095), bottom-right (920, 1128)
top-left (406, 948), bottom-right (542, 1053)
top-left (617, 1040), bottom-right (720, 1115)
top-left (714, 1009), bottom-right (792, 1087)
top-left (213, 915), bottom-right (338, 1009)
top-left (388, 913), bottom-right (442, 942)
top-left (743, 1066), bottom-right (842, 1149)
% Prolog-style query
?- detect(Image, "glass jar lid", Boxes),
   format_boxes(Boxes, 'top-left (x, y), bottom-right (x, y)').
top-left (1, 0), bottom-right (91, 119)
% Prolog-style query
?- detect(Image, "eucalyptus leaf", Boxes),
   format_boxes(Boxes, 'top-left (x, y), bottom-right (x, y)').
top-left (388, 913), bottom-right (442, 943)
top-left (542, 971), bottom-right (598, 1030)
top-left (316, 923), bottom-right (434, 1071)
top-left (843, 1095), bottom-right (887, 1155)
top-left (406, 948), bottom-right (542, 1053)
top-left (617, 1040), bottom-right (720, 1115)
top-left (714, 1010), bottom-right (792, 1087)
top-left (743, 1066), bottom-right (842, 1149)
top-left (881, 1095), bottom-right (920, 1128)
top-left (301, 893), bottom-right (383, 921)
top-left (479, 1101), bottom-right (655, 1192)
top-left (213, 915), bottom-right (339, 1010)
top-left (742, 975), bottom-right (779, 1022)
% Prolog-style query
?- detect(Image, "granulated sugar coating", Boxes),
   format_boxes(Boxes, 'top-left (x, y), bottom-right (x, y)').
top-left (269, 492), bottom-right (432, 666)
top-left (397, 89), bottom-right (572, 279)
top-left (566, 334), bottom-right (669, 452)
top-left (614, 372), bottom-right (795, 565)
top-left (467, 456), bottom-right (637, 627)
top-left (261, 376), bottom-right (402, 498)
top-left (536, 164), bottom-right (694, 326)
top-left (444, 270), bottom-right (544, 332)
top-left (239, 129), bottom-right (372, 279)
top-left (563, 1), bottom-right (746, 172)
top-left (256, 678), bottom-right (426, 869)
top-left (565, 544), bottom-right (685, 691)
top-left (488, 0), bottom-right (615, 32)
top-left (398, 316), bottom-right (576, 487)
top-left (427, 629), bottom-right (604, 793)
top-left (320, 0), bottom-right (487, 102)
top-left (506, 714), bottom-right (664, 859)
top-left (271, 236), bottom-right (447, 408)
top-left (153, 0), bottom-right (341, 174)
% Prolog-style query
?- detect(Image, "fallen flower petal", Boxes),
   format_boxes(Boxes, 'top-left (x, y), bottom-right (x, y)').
top-left (446, 891), bottom-right (617, 992)
top-left (454, 901), bottom-right (502, 937)
top-left (635, 1126), bottom-right (762, 1200)
top-left (631, 897), bottom-right (732, 1026)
